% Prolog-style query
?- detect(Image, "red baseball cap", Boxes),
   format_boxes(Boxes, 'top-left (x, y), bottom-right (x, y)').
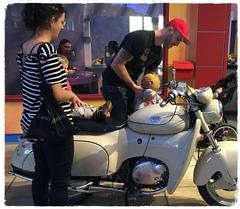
top-left (168, 18), bottom-right (190, 45)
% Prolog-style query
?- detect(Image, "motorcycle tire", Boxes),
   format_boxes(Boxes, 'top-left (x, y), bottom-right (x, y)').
top-left (68, 180), bottom-right (99, 205)
top-left (197, 124), bottom-right (237, 148)
top-left (197, 172), bottom-right (237, 206)
top-left (212, 124), bottom-right (237, 142)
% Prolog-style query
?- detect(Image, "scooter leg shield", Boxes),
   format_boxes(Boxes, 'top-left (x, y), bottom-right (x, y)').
top-left (193, 141), bottom-right (237, 186)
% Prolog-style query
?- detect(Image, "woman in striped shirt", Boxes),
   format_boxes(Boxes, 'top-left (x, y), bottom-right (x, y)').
top-left (16, 4), bottom-right (86, 206)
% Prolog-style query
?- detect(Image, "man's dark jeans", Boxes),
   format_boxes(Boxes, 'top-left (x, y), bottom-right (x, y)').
top-left (101, 83), bottom-right (135, 123)
top-left (32, 137), bottom-right (74, 206)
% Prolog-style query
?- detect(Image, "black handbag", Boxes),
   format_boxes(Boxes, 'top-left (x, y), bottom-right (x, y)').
top-left (23, 43), bottom-right (75, 141)
top-left (25, 85), bottom-right (75, 141)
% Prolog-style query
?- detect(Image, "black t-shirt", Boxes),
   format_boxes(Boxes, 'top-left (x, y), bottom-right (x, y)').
top-left (102, 30), bottom-right (162, 87)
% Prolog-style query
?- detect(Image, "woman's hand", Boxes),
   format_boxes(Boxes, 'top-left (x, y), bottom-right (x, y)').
top-left (70, 93), bottom-right (88, 109)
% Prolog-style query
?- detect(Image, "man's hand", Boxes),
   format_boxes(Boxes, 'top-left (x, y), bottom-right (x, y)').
top-left (133, 85), bottom-right (157, 102)
top-left (133, 85), bottom-right (144, 98)
top-left (143, 89), bottom-right (156, 102)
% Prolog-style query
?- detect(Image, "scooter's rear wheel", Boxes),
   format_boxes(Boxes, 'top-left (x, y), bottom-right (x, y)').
top-left (68, 180), bottom-right (99, 205)
top-left (198, 172), bottom-right (237, 206)
top-left (197, 124), bottom-right (237, 149)
top-left (212, 124), bottom-right (237, 141)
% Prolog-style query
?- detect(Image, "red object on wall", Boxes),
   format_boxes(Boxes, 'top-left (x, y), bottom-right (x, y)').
top-left (195, 4), bottom-right (231, 88)
top-left (198, 4), bottom-right (227, 31)
top-left (196, 33), bottom-right (225, 66)
top-left (195, 68), bottom-right (222, 87)
top-left (173, 60), bottom-right (194, 79)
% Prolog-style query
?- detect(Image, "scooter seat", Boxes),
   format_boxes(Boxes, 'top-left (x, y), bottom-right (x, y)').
top-left (73, 118), bottom-right (126, 133)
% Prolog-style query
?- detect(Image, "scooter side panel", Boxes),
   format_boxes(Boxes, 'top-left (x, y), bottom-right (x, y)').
top-left (144, 119), bottom-right (201, 194)
top-left (13, 140), bottom-right (109, 176)
top-left (12, 129), bottom-right (149, 177)
top-left (22, 152), bottom-right (35, 172)
top-left (193, 141), bottom-right (237, 185)
top-left (11, 139), bottom-right (33, 171)
top-left (71, 141), bottom-right (108, 176)
top-left (73, 128), bottom-right (150, 176)
top-left (111, 128), bottom-right (150, 173)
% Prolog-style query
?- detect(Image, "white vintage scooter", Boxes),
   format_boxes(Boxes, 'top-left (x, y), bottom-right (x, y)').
top-left (11, 70), bottom-right (237, 206)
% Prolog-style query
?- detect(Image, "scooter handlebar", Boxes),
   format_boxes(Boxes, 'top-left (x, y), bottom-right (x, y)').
top-left (160, 92), bottom-right (176, 107)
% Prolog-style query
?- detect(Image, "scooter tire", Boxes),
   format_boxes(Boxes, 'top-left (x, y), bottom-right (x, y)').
top-left (212, 124), bottom-right (237, 142)
top-left (197, 124), bottom-right (237, 148)
top-left (197, 172), bottom-right (237, 206)
top-left (198, 185), bottom-right (218, 206)
top-left (197, 184), bottom-right (237, 206)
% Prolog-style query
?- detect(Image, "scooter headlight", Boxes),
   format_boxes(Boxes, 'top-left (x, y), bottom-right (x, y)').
top-left (202, 99), bottom-right (223, 124)
top-left (196, 87), bottom-right (213, 104)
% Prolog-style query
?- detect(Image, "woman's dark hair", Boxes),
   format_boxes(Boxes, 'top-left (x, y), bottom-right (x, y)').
top-left (57, 39), bottom-right (71, 54)
top-left (22, 4), bottom-right (66, 31)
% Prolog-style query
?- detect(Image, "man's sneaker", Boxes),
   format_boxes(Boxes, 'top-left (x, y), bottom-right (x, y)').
top-left (92, 101), bottom-right (112, 121)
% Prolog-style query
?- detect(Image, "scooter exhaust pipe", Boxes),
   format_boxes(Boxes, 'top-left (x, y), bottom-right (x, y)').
top-left (68, 184), bottom-right (125, 194)
top-left (69, 184), bottom-right (166, 196)
top-left (10, 171), bottom-right (166, 196)
top-left (89, 186), bottom-right (126, 193)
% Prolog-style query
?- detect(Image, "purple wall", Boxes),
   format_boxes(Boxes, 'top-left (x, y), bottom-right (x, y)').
top-left (5, 3), bottom-right (163, 95)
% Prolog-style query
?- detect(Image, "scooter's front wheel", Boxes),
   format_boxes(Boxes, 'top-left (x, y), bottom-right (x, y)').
top-left (198, 172), bottom-right (237, 206)
top-left (68, 180), bottom-right (99, 205)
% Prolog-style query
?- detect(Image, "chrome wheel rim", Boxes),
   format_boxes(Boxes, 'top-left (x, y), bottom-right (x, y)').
top-left (213, 125), bottom-right (237, 141)
top-left (205, 173), bottom-right (237, 206)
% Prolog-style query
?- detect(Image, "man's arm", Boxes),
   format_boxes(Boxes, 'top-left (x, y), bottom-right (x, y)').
top-left (111, 48), bottom-right (143, 97)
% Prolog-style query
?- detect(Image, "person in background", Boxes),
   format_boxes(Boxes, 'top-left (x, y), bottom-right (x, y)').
top-left (58, 54), bottom-right (73, 91)
top-left (17, 4), bottom-right (83, 206)
top-left (108, 40), bottom-right (119, 58)
top-left (57, 38), bottom-right (77, 75)
top-left (135, 73), bottom-right (163, 111)
top-left (58, 54), bottom-right (112, 121)
top-left (101, 18), bottom-right (190, 123)
top-left (105, 40), bottom-right (119, 65)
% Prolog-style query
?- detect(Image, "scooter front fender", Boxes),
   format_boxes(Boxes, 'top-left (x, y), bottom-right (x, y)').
top-left (193, 141), bottom-right (237, 186)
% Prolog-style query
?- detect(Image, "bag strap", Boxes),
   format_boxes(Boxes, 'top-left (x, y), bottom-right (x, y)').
top-left (19, 42), bottom-right (44, 68)
top-left (36, 43), bottom-right (56, 102)
top-left (34, 42), bottom-right (50, 99)
top-left (19, 44), bottom-right (24, 67)
top-left (29, 42), bottom-right (44, 55)
top-left (36, 42), bottom-right (46, 82)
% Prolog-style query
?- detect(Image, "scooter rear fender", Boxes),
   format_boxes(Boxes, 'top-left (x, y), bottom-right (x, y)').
top-left (11, 128), bottom-right (150, 177)
top-left (193, 141), bottom-right (237, 186)
top-left (71, 128), bottom-right (150, 176)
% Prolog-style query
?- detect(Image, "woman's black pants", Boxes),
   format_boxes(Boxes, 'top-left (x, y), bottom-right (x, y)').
top-left (32, 136), bottom-right (74, 206)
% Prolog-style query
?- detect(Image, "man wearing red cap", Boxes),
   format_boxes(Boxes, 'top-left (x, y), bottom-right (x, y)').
top-left (101, 18), bottom-right (190, 123)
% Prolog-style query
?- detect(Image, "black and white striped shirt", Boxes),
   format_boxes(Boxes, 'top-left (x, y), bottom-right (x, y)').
top-left (16, 42), bottom-right (72, 134)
